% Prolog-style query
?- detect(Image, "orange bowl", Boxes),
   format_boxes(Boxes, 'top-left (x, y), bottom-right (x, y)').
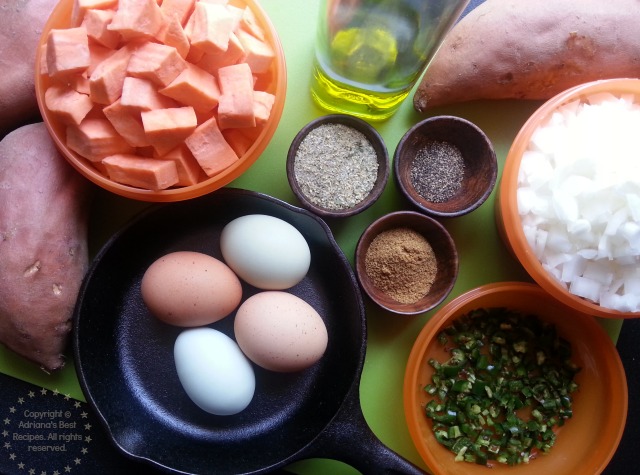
top-left (35, 0), bottom-right (286, 202)
top-left (404, 282), bottom-right (627, 475)
top-left (496, 78), bottom-right (640, 318)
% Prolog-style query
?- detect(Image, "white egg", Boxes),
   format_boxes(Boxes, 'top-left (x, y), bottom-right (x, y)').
top-left (220, 214), bottom-right (311, 290)
top-left (174, 328), bottom-right (255, 416)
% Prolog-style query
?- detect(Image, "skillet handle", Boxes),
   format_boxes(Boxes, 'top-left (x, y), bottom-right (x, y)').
top-left (302, 384), bottom-right (428, 475)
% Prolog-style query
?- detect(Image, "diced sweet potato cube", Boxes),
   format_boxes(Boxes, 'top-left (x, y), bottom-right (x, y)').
top-left (226, 5), bottom-right (245, 30)
top-left (160, 0), bottom-right (196, 26)
top-left (159, 63), bottom-right (220, 113)
top-left (185, 44), bottom-right (206, 63)
top-left (185, 116), bottom-right (238, 176)
top-left (120, 77), bottom-right (178, 111)
top-left (161, 144), bottom-right (205, 186)
top-left (222, 127), bottom-right (259, 157)
top-left (239, 6), bottom-right (265, 41)
top-left (252, 90), bottom-right (275, 124)
top-left (103, 99), bottom-right (150, 147)
top-left (141, 106), bottom-right (198, 156)
top-left (72, 0), bottom-right (118, 24)
top-left (46, 27), bottom-right (91, 77)
top-left (108, 0), bottom-right (165, 40)
top-left (217, 95), bottom-right (255, 129)
top-left (87, 43), bottom-right (115, 76)
top-left (217, 62), bottom-right (253, 95)
top-left (69, 73), bottom-right (91, 95)
top-left (66, 118), bottom-right (134, 162)
top-left (102, 154), bottom-right (179, 190)
top-left (44, 84), bottom-right (94, 125)
top-left (157, 15), bottom-right (190, 59)
top-left (82, 9), bottom-right (120, 49)
top-left (195, 32), bottom-right (245, 74)
top-left (236, 28), bottom-right (274, 74)
top-left (127, 41), bottom-right (188, 87)
top-left (89, 42), bottom-right (141, 105)
top-left (188, 2), bottom-right (234, 55)
top-left (217, 62), bottom-right (255, 129)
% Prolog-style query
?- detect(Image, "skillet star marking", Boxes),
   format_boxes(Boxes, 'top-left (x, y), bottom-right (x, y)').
top-left (1, 388), bottom-right (95, 474)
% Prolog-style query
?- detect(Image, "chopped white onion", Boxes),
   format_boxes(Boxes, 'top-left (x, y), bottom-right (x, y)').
top-left (517, 92), bottom-right (640, 312)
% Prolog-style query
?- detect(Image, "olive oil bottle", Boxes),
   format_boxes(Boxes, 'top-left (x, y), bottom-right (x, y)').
top-left (311, 0), bottom-right (469, 120)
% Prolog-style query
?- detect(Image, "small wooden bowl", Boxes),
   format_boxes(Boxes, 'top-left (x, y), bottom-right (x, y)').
top-left (287, 114), bottom-right (389, 219)
top-left (355, 211), bottom-right (458, 315)
top-left (394, 116), bottom-right (497, 218)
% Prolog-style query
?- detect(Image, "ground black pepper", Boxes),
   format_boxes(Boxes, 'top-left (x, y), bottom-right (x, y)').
top-left (364, 227), bottom-right (437, 304)
top-left (409, 140), bottom-right (465, 203)
top-left (293, 123), bottom-right (379, 210)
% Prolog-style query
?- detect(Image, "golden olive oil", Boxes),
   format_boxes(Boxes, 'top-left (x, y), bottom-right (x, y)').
top-left (311, 0), bottom-right (470, 121)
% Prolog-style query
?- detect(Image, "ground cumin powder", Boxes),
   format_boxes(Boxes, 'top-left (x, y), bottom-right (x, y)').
top-left (364, 227), bottom-right (438, 304)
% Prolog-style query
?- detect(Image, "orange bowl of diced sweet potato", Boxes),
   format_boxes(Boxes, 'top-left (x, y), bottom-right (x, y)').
top-left (35, 0), bottom-right (286, 202)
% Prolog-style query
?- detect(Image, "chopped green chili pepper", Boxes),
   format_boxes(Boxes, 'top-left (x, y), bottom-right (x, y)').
top-left (423, 307), bottom-right (580, 467)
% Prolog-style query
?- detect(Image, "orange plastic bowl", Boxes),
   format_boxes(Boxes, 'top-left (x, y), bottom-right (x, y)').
top-left (404, 282), bottom-right (627, 475)
top-left (35, 0), bottom-right (286, 202)
top-left (496, 78), bottom-right (640, 318)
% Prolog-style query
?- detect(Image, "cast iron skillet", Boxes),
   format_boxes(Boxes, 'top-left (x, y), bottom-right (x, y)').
top-left (73, 188), bottom-right (426, 475)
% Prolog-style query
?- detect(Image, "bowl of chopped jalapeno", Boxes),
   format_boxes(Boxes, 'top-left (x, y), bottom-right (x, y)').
top-left (403, 281), bottom-right (627, 474)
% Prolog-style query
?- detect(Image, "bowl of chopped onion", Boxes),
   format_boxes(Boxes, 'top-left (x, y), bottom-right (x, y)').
top-left (404, 281), bottom-right (627, 475)
top-left (496, 78), bottom-right (640, 318)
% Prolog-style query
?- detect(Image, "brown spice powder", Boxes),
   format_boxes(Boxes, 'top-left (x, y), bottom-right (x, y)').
top-left (364, 227), bottom-right (438, 304)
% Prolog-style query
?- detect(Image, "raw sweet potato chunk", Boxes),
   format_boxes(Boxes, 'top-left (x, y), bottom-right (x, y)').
top-left (81, 8), bottom-right (120, 49)
top-left (159, 62), bottom-right (220, 112)
top-left (102, 154), bottom-right (179, 190)
top-left (120, 76), bottom-right (179, 111)
top-left (127, 41), bottom-right (188, 87)
top-left (103, 98), bottom-right (150, 147)
top-left (89, 42), bottom-right (141, 105)
top-left (44, 84), bottom-right (94, 125)
top-left (158, 16), bottom-right (191, 59)
top-left (46, 27), bottom-right (91, 77)
top-left (162, 144), bottom-right (205, 186)
top-left (141, 106), bottom-right (198, 156)
top-left (107, 0), bottom-right (165, 40)
top-left (236, 28), bottom-right (274, 74)
top-left (66, 118), bottom-right (134, 162)
top-left (185, 116), bottom-right (238, 176)
top-left (217, 62), bottom-right (255, 129)
top-left (160, 0), bottom-right (196, 26)
top-left (189, 2), bottom-right (235, 55)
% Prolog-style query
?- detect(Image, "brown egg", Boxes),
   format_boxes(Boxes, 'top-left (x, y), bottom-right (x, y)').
top-left (141, 251), bottom-right (242, 326)
top-left (234, 291), bottom-right (328, 372)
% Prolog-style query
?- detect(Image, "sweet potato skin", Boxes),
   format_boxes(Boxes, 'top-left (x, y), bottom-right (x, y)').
top-left (414, 0), bottom-right (640, 112)
top-left (0, 123), bottom-right (92, 371)
top-left (0, 0), bottom-right (58, 135)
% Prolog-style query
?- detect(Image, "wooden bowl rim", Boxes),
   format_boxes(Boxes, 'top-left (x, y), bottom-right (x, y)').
top-left (393, 115), bottom-right (497, 218)
top-left (354, 211), bottom-right (459, 315)
top-left (286, 114), bottom-right (390, 219)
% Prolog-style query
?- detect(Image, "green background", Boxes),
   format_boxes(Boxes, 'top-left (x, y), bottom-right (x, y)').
top-left (0, 0), bottom-right (622, 473)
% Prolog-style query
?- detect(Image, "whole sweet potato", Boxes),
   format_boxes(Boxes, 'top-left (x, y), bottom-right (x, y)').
top-left (0, 0), bottom-right (58, 135)
top-left (414, 0), bottom-right (640, 112)
top-left (0, 123), bottom-right (92, 371)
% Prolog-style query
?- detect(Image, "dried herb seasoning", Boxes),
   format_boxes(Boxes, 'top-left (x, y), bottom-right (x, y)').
top-left (293, 123), bottom-right (379, 210)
